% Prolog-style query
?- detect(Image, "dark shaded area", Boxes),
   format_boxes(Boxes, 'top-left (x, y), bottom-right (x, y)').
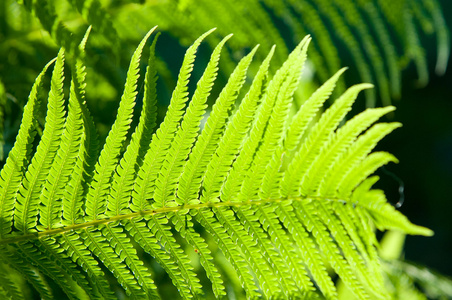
top-left (380, 62), bottom-right (452, 277)
top-left (374, 0), bottom-right (452, 277)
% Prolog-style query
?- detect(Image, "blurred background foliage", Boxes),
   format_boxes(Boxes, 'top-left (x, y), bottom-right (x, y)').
top-left (0, 0), bottom-right (451, 297)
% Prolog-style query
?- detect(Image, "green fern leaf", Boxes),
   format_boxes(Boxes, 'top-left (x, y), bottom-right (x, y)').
top-left (302, 106), bottom-right (397, 195)
top-left (62, 26), bottom-right (99, 226)
top-left (0, 58), bottom-right (55, 237)
top-left (101, 223), bottom-right (160, 299)
top-left (86, 27), bottom-right (156, 221)
top-left (0, 30), bottom-right (434, 300)
top-left (161, 34), bottom-right (233, 298)
top-left (132, 28), bottom-right (215, 212)
top-left (155, 33), bottom-right (232, 208)
top-left (177, 42), bottom-right (258, 206)
top-left (107, 30), bottom-right (160, 217)
top-left (57, 231), bottom-right (115, 299)
top-left (15, 49), bottom-right (66, 233)
top-left (219, 46), bottom-right (275, 203)
top-left (125, 217), bottom-right (199, 299)
top-left (12, 241), bottom-right (87, 299)
top-left (320, 123), bottom-right (402, 197)
top-left (282, 83), bottom-right (374, 198)
top-left (277, 202), bottom-right (338, 298)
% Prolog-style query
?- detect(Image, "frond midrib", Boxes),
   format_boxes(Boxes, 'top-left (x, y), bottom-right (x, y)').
top-left (1, 195), bottom-right (355, 245)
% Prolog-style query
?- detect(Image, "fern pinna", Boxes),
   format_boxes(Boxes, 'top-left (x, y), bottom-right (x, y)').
top-left (0, 28), bottom-right (432, 299)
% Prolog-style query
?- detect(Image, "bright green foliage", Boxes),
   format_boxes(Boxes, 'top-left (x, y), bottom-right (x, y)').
top-left (15, 49), bottom-right (66, 233)
top-left (330, 229), bottom-right (452, 300)
top-left (0, 30), bottom-right (433, 299)
top-left (86, 27), bottom-right (157, 221)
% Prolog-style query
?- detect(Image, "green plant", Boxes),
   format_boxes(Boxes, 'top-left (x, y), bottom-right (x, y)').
top-left (0, 26), bottom-right (435, 299)
top-left (1, 0), bottom-right (449, 112)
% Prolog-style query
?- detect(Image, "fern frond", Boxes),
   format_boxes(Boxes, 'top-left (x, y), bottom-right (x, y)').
top-left (101, 223), bottom-right (160, 299)
top-left (214, 205), bottom-right (283, 297)
top-left (276, 202), bottom-right (338, 298)
top-left (173, 212), bottom-right (226, 298)
top-left (195, 208), bottom-right (260, 298)
top-left (245, 36), bottom-right (310, 202)
top-left (220, 46), bottom-right (275, 202)
top-left (250, 203), bottom-right (315, 296)
top-left (160, 33), bottom-right (234, 297)
top-left (215, 39), bottom-right (326, 298)
top-left (302, 106), bottom-right (396, 195)
top-left (200, 46), bottom-right (308, 296)
top-left (33, 237), bottom-right (94, 299)
top-left (38, 56), bottom-right (87, 230)
top-left (12, 241), bottom-right (86, 299)
top-left (284, 67), bottom-right (347, 153)
top-left (313, 200), bottom-right (386, 298)
top-left (137, 32), bottom-right (160, 164)
top-left (0, 30), bottom-right (434, 299)
top-left (153, 214), bottom-right (204, 298)
top-left (353, 185), bottom-right (433, 236)
top-left (81, 226), bottom-right (148, 299)
top-left (296, 199), bottom-right (372, 299)
top-left (320, 123), bottom-right (402, 197)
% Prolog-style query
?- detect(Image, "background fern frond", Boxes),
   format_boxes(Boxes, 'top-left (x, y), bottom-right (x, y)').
top-left (105, 0), bottom-right (449, 106)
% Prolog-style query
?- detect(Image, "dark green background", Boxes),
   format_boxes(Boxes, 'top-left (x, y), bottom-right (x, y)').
top-left (375, 0), bottom-right (452, 277)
